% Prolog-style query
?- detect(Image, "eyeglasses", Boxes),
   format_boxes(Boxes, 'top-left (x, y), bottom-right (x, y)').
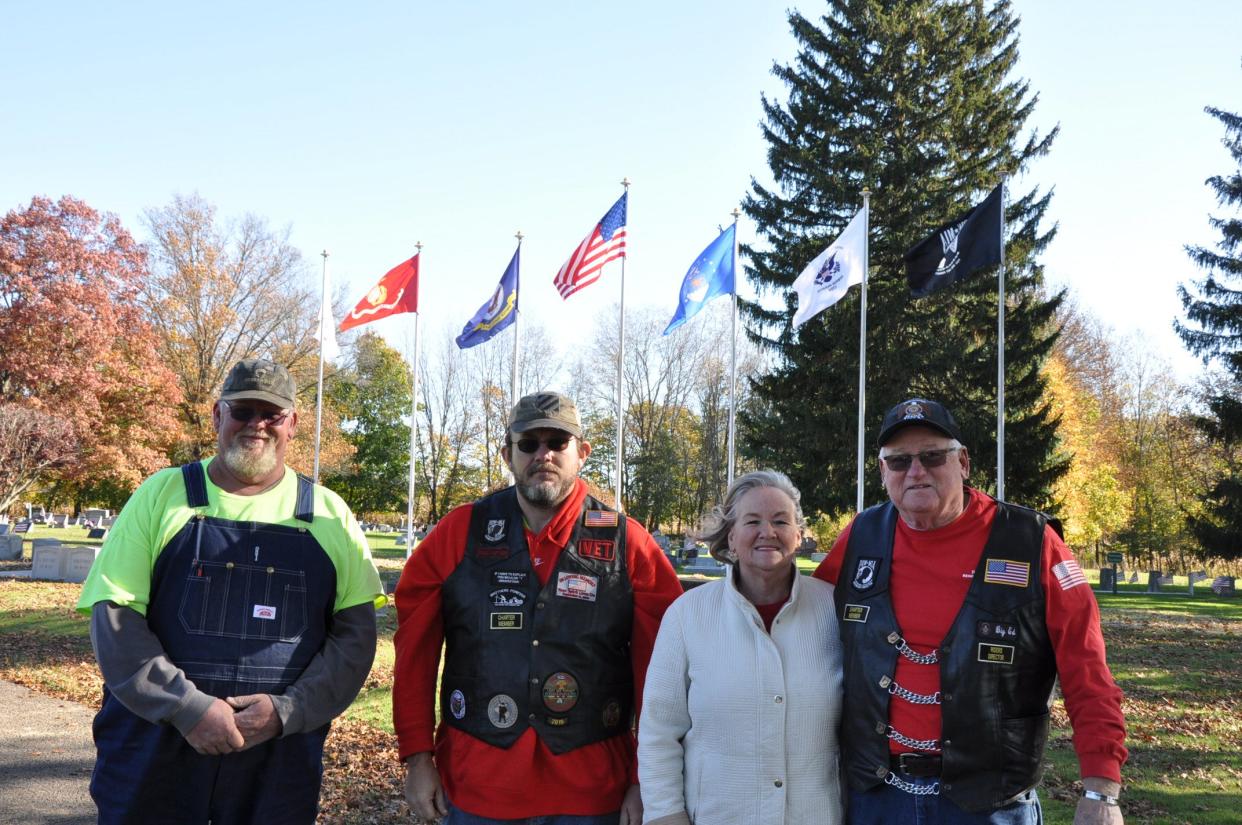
top-left (880, 447), bottom-right (962, 472)
top-left (512, 435), bottom-right (573, 454)
top-left (222, 400), bottom-right (292, 426)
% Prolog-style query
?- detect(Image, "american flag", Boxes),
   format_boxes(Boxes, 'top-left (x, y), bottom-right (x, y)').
top-left (553, 193), bottom-right (628, 299)
top-left (984, 559), bottom-right (1030, 587)
top-left (1052, 559), bottom-right (1087, 591)
top-left (584, 510), bottom-right (619, 528)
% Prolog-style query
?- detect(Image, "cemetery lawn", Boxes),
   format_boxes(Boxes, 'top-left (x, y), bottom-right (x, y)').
top-left (2, 537), bottom-right (1239, 823)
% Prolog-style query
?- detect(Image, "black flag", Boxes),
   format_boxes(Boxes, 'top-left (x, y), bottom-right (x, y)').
top-left (904, 184), bottom-right (1003, 297)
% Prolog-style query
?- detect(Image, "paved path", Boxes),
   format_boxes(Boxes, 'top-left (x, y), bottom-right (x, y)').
top-left (0, 680), bottom-right (95, 825)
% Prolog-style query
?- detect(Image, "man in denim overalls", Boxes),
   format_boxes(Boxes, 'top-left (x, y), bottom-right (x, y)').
top-left (78, 359), bottom-right (385, 824)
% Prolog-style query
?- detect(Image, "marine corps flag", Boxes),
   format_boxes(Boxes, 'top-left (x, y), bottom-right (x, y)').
top-left (339, 254), bottom-right (420, 332)
top-left (904, 184), bottom-right (1002, 297)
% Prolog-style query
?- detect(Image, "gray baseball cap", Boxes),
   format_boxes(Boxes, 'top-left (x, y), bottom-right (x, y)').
top-left (220, 358), bottom-right (297, 409)
top-left (507, 391), bottom-right (583, 438)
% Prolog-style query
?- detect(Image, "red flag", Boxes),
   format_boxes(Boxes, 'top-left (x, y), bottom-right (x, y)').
top-left (339, 255), bottom-right (420, 332)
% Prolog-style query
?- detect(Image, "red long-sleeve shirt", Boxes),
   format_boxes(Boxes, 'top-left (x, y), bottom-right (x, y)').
top-left (814, 487), bottom-right (1127, 782)
top-left (392, 479), bottom-right (684, 817)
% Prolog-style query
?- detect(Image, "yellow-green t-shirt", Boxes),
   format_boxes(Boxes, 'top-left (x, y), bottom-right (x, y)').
top-left (78, 459), bottom-right (385, 617)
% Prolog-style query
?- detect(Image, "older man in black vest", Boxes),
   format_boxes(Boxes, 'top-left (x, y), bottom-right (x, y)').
top-left (815, 398), bottom-right (1127, 825)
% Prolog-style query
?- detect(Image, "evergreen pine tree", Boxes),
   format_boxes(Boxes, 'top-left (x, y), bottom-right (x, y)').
top-left (742, 0), bottom-right (1066, 515)
top-left (1176, 94), bottom-right (1242, 561)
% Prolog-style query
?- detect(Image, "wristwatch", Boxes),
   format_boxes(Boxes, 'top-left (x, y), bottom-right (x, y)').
top-left (1082, 789), bottom-right (1120, 806)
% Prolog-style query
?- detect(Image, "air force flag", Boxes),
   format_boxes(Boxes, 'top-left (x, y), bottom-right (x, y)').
top-left (792, 208), bottom-right (867, 327)
top-left (456, 247), bottom-right (519, 349)
top-left (663, 223), bottom-right (736, 335)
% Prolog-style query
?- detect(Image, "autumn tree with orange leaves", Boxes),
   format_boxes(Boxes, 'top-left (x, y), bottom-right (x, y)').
top-left (0, 196), bottom-right (181, 512)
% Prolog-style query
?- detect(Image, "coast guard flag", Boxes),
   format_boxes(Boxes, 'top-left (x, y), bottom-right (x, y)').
top-left (792, 209), bottom-right (866, 327)
top-left (457, 247), bottom-right (519, 349)
top-left (664, 223), bottom-right (735, 335)
top-left (340, 254), bottom-right (420, 332)
top-left (553, 193), bottom-right (627, 299)
top-left (904, 184), bottom-right (1002, 297)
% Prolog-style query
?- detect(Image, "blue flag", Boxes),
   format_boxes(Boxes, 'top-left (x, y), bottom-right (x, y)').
top-left (456, 247), bottom-right (519, 349)
top-left (663, 223), bottom-right (736, 335)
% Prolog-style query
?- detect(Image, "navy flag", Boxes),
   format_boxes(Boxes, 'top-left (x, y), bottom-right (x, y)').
top-left (904, 184), bottom-right (1003, 297)
top-left (663, 223), bottom-right (735, 335)
top-left (456, 247), bottom-right (519, 349)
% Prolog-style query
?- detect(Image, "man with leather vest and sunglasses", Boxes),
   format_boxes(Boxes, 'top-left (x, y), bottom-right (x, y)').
top-left (393, 391), bottom-right (683, 824)
top-left (77, 358), bottom-right (386, 824)
top-left (815, 398), bottom-right (1127, 825)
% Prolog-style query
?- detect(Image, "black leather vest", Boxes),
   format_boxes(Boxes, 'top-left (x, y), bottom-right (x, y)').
top-left (834, 497), bottom-right (1057, 812)
top-left (440, 487), bottom-right (634, 753)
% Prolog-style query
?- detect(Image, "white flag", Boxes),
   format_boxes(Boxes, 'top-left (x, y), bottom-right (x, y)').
top-left (318, 271), bottom-right (341, 363)
top-left (792, 208), bottom-right (867, 327)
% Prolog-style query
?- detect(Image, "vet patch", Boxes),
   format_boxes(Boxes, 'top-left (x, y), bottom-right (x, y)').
top-left (449, 689), bottom-right (466, 719)
top-left (490, 612), bottom-right (523, 630)
top-left (252, 604), bottom-right (277, 620)
top-left (556, 571), bottom-right (598, 602)
top-left (490, 588), bottom-right (526, 607)
top-left (843, 604), bottom-right (871, 623)
top-left (484, 519), bottom-right (507, 543)
top-left (853, 558), bottom-right (880, 591)
top-left (584, 510), bottom-right (618, 528)
top-left (488, 694), bottom-right (518, 728)
top-left (976, 620), bottom-right (1018, 641)
top-left (492, 570), bottom-right (528, 587)
top-left (977, 643), bottom-right (1016, 664)
top-left (542, 672), bottom-right (580, 712)
top-left (983, 559), bottom-right (1030, 588)
top-left (578, 538), bottom-right (616, 562)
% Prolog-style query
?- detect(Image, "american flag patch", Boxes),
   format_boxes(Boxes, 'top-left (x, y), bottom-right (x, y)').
top-left (1052, 559), bottom-right (1087, 591)
top-left (984, 559), bottom-right (1030, 587)
top-left (584, 510), bottom-right (618, 528)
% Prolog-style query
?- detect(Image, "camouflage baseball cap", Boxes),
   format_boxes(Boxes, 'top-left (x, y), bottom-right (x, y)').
top-left (220, 358), bottom-right (297, 409)
top-left (507, 391), bottom-right (582, 438)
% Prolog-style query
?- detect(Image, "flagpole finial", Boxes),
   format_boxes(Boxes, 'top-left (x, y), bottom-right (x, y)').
top-left (730, 207), bottom-right (741, 223)
top-left (620, 177), bottom-right (631, 190)
top-left (415, 241), bottom-right (423, 253)
top-left (515, 230), bottom-right (524, 243)
top-left (321, 249), bottom-right (329, 260)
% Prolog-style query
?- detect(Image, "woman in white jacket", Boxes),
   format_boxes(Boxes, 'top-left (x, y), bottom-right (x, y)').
top-left (638, 470), bottom-right (843, 825)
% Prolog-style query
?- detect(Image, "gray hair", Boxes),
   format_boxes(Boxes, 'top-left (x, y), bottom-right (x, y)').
top-left (696, 470), bottom-right (807, 563)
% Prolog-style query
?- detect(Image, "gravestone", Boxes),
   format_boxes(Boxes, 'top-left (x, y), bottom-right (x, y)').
top-left (1147, 571), bottom-right (1161, 593)
top-left (0, 523), bottom-right (8, 536)
top-left (87, 527), bottom-right (108, 540)
top-left (0, 534), bottom-right (22, 561)
top-left (101, 516), bottom-right (116, 528)
top-left (811, 552), bottom-right (827, 562)
top-left (31, 541), bottom-right (66, 580)
top-left (82, 508), bottom-right (109, 523)
top-left (1099, 568), bottom-right (1115, 590)
top-left (62, 546), bottom-right (100, 583)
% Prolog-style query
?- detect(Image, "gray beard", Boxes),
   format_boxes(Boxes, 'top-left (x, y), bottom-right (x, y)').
top-left (220, 439), bottom-right (279, 482)
top-left (517, 475), bottom-right (575, 508)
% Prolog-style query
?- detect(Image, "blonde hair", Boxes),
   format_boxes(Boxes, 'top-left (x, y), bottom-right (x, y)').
top-left (696, 470), bottom-right (806, 563)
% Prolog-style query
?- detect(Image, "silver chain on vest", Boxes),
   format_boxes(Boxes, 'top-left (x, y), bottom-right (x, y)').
top-left (886, 680), bottom-right (941, 705)
top-left (891, 634), bottom-right (938, 665)
top-left (885, 772), bottom-right (940, 795)
top-left (887, 725), bottom-right (940, 752)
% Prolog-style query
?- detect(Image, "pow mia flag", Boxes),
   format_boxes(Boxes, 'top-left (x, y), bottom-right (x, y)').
top-left (903, 184), bottom-right (1003, 297)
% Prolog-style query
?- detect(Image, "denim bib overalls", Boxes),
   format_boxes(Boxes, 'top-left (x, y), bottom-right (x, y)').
top-left (91, 462), bottom-right (338, 825)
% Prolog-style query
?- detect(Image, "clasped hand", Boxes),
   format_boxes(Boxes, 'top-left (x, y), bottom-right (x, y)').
top-left (184, 694), bottom-right (282, 755)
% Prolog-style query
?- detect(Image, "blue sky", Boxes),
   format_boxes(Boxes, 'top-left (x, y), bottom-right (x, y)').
top-left (3, 1), bottom-right (1239, 381)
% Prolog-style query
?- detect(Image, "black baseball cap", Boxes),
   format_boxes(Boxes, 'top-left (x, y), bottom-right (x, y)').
top-left (877, 398), bottom-right (961, 446)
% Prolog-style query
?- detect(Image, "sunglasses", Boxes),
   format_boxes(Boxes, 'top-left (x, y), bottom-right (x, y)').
top-left (512, 435), bottom-right (573, 454)
top-left (222, 400), bottom-right (292, 426)
top-left (880, 447), bottom-right (961, 472)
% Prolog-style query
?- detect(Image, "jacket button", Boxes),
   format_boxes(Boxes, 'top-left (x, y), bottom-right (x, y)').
top-left (943, 692), bottom-right (952, 701)
top-left (875, 766), bottom-right (887, 778)
top-left (774, 779), bottom-right (783, 788)
top-left (531, 678), bottom-right (539, 685)
top-left (528, 713), bottom-right (536, 722)
top-left (941, 645), bottom-right (951, 654)
top-left (886, 631), bottom-right (900, 644)
top-left (943, 739), bottom-right (952, 746)
top-left (944, 783), bottom-right (953, 791)
top-left (531, 640), bottom-right (540, 647)
top-left (875, 722), bottom-right (886, 734)
top-left (774, 695), bottom-right (784, 704)
top-left (536, 602), bottom-right (546, 609)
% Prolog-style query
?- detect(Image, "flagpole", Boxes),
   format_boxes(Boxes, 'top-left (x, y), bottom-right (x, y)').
top-left (407, 241), bottom-right (423, 558)
top-left (314, 249), bottom-right (329, 483)
top-left (996, 180), bottom-right (1006, 502)
top-left (615, 177), bottom-right (630, 511)
top-left (856, 192), bottom-right (871, 513)
top-left (727, 208), bottom-right (740, 487)
top-left (512, 232), bottom-right (523, 405)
